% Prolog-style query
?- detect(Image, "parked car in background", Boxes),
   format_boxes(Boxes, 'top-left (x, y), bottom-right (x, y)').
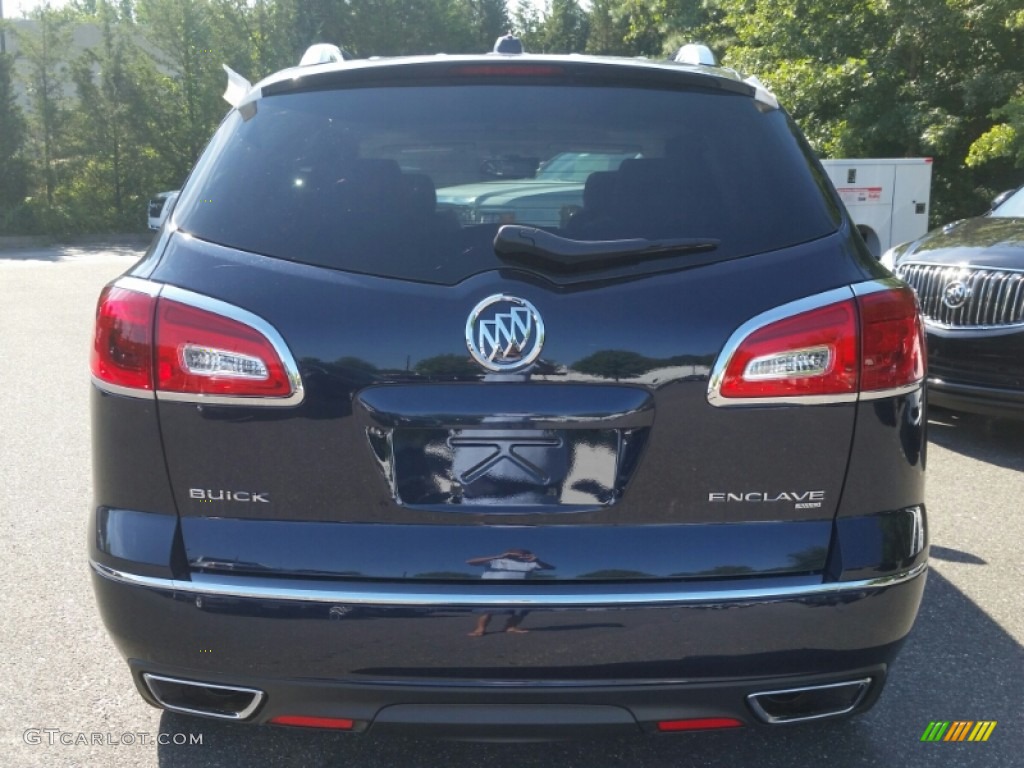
top-left (147, 190), bottom-right (179, 230)
top-left (435, 150), bottom-right (640, 227)
top-left (90, 40), bottom-right (928, 739)
top-left (884, 186), bottom-right (1024, 418)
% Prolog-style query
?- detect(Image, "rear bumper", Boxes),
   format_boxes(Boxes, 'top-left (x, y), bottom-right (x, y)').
top-left (91, 560), bottom-right (927, 736)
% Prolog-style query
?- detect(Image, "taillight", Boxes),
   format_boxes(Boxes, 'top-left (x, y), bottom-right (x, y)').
top-left (155, 299), bottom-right (292, 398)
top-left (718, 300), bottom-right (859, 399)
top-left (91, 285), bottom-right (157, 391)
top-left (709, 282), bottom-right (925, 405)
top-left (858, 285), bottom-right (925, 393)
top-left (91, 279), bottom-right (302, 405)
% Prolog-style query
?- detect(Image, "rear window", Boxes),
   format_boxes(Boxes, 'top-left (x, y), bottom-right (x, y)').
top-left (176, 82), bottom-right (839, 284)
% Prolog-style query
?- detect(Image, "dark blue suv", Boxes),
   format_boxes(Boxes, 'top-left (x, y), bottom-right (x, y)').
top-left (89, 42), bottom-right (928, 738)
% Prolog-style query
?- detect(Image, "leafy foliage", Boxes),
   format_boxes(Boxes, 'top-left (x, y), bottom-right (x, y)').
top-left (3, 0), bottom-right (1023, 234)
top-left (0, 53), bottom-right (29, 231)
top-left (668, 0), bottom-right (1024, 222)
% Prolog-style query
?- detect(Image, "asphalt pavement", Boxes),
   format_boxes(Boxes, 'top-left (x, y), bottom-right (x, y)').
top-left (0, 244), bottom-right (1020, 767)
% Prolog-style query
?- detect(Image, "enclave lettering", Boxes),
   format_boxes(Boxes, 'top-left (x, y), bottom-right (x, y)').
top-left (708, 491), bottom-right (826, 503)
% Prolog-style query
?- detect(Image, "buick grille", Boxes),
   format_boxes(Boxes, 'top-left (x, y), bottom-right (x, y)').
top-left (896, 263), bottom-right (1024, 329)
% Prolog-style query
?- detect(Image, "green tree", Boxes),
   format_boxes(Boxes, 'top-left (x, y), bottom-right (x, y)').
top-left (967, 93), bottom-right (1024, 174)
top-left (583, 0), bottom-right (722, 57)
top-left (511, 1), bottom-right (544, 49)
top-left (344, 0), bottom-right (472, 56)
top-left (0, 52), bottom-right (29, 231)
top-left (537, 0), bottom-right (589, 53)
top-left (15, 5), bottom-right (72, 211)
top-left (967, 4), bottom-right (1024, 178)
top-left (458, 0), bottom-right (510, 51)
top-left (664, 0), bottom-right (1024, 222)
top-left (67, 1), bottom-right (162, 230)
top-left (585, 0), bottom-right (634, 55)
top-left (210, 0), bottom-right (297, 80)
top-left (273, 0), bottom-right (352, 60)
top-left (136, 0), bottom-right (226, 178)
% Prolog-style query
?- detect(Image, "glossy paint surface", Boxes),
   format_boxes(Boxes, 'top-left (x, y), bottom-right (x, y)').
top-left (898, 216), bottom-right (1024, 270)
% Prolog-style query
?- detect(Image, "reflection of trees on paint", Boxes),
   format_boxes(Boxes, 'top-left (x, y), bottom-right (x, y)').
top-left (579, 569), bottom-right (654, 580)
top-left (572, 349), bottom-right (712, 380)
top-left (787, 546), bottom-right (828, 572)
top-left (415, 354), bottom-right (479, 378)
top-left (693, 565), bottom-right (755, 578)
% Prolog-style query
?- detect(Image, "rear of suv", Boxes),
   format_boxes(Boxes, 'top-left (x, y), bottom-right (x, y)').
top-left (90, 43), bottom-right (928, 738)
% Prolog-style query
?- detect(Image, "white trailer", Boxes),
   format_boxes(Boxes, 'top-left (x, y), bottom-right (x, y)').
top-left (820, 158), bottom-right (932, 259)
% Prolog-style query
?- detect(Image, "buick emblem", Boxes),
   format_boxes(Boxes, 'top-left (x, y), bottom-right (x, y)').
top-left (942, 280), bottom-right (972, 310)
top-left (466, 295), bottom-right (545, 372)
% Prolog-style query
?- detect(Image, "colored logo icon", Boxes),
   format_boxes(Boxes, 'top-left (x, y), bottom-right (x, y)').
top-left (921, 721), bottom-right (997, 742)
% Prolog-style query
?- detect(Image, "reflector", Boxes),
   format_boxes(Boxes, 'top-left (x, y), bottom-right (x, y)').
top-left (269, 715), bottom-right (355, 730)
top-left (657, 717), bottom-right (744, 732)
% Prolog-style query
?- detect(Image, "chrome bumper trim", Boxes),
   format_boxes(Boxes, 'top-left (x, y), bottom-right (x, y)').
top-left (91, 560), bottom-right (927, 609)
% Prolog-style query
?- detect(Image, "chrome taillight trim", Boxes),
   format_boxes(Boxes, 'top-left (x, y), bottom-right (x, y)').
top-left (849, 275), bottom-right (906, 298)
top-left (91, 376), bottom-right (156, 400)
top-left (895, 262), bottom-right (1024, 329)
top-left (858, 382), bottom-right (924, 401)
top-left (708, 279), bottom-right (923, 407)
top-left (99, 277), bottom-right (304, 407)
top-left (91, 559), bottom-right (927, 608)
top-left (113, 275), bottom-right (163, 297)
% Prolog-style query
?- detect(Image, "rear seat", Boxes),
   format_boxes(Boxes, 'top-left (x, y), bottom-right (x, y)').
top-left (569, 157), bottom-right (718, 240)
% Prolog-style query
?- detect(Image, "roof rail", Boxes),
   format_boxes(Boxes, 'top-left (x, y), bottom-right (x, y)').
top-left (492, 35), bottom-right (525, 54)
top-left (299, 44), bottom-right (350, 67)
top-left (673, 44), bottom-right (716, 66)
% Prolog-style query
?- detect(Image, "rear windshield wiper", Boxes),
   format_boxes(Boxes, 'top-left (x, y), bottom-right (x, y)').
top-left (494, 225), bottom-right (719, 273)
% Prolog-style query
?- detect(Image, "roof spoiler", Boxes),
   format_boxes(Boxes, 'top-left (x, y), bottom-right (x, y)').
top-left (222, 65), bottom-right (252, 108)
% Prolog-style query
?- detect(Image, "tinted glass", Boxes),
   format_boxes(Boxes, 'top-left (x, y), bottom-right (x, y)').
top-left (176, 83), bottom-right (839, 284)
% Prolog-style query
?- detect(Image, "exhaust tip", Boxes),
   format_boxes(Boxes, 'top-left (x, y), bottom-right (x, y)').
top-left (747, 678), bottom-right (872, 724)
top-left (142, 673), bottom-right (264, 721)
